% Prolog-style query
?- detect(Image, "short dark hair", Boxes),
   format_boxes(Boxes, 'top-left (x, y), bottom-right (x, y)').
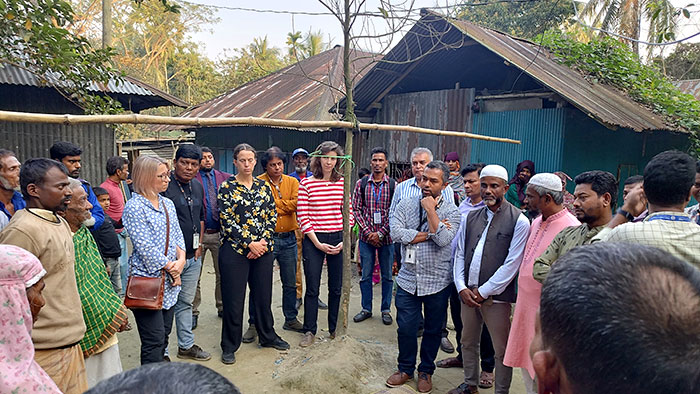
top-left (261, 146), bottom-right (286, 168)
top-left (20, 158), bottom-right (68, 200)
top-left (93, 186), bottom-right (109, 197)
top-left (233, 143), bottom-right (256, 160)
top-left (310, 141), bottom-right (344, 182)
top-left (541, 242), bottom-right (700, 394)
top-left (574, 170), bottom-right (618, 208)
top-left (696, 160), bottom-right (700, 174)
top-left (175, 144), bottom-right (202, 162)
top-left (461, 163), bottom-right (484, 177)
top-left (201, 146), bottom-right (213, 155)
top-left (85, 362), bottom-right (241, 394)
top-left (49, 141), bottom-right (82, 161)
top-left (358, 167), bottom-right (370, 178)
top-left (106, 156), bottom-right (129, 176)
top-left (623, 174), bottom-right (644, 186)
top-left (425, 160), bottom-right (449, 183)
top-left (0, 149), bottom-right (17, 169)
top-left (643, 150), bottom-right (696, 206)
top-left (370, 147), bottom-right (388, 160)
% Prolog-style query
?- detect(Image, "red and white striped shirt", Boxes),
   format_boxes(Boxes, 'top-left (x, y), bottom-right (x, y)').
top-left (297, 177), bottom-right (354, 233)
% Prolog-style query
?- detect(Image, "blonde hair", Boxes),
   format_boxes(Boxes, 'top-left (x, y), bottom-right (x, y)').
top-left (132, 156), bottom-right (166, 197)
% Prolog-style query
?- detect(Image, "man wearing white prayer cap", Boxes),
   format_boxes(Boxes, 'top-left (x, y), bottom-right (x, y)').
top-left (503, 173), bottom-right (580, 394)
top-left (448, 164), bottom-right (531, 394)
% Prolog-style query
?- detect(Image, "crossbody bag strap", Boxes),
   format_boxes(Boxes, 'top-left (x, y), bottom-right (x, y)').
top-left (164, 200), bottom-right (170, 256)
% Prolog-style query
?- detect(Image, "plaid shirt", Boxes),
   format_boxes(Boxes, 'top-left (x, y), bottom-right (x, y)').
top-left (390, 194), bottom-right (461, 296)
top-left (686, 203), bottom-right (699, 225)
top-left (352, 175), bottom-right (392, 245)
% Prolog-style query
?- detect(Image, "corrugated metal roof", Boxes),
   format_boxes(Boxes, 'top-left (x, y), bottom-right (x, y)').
top-left (675, 79), bottom-right (700, 101)
top-left (0, 62), bottom-right (187, 110)
top-left (347, 10), bottom-right (678, 133)
top-left (153, 46), bottom-right (378, 132)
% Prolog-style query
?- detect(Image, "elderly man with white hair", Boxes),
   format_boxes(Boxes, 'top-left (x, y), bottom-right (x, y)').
top-left (448, 165), bottom-right (531, 394)
top-left (503, 173), bottom-right (580, 394)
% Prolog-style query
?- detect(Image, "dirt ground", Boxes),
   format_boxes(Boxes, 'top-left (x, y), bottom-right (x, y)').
top-left (117, 253), bottom-right (527, 394)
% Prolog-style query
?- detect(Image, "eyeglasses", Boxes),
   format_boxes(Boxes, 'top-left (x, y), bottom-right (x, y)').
top-left (157, 173), bottom-right (170, 180)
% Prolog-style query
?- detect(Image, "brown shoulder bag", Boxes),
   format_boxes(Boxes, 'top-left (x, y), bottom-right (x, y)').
top-left (124, 202), bottom-right (171, 310)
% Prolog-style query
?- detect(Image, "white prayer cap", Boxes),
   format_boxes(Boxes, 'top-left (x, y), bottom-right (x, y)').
top-left (480, 165), bottom-right (508, 182)
top-left (528, 173), bottom-right (563, 192)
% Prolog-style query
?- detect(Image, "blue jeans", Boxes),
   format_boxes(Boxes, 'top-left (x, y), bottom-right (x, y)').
top-left (172, 256), bottom-right (202, 350)
top-left (249, 232), bottom-right (299, 323)
top-left (359, 240), bottom-right (394, 313)
top-left (118, 230), bottom-right (129, 296)
top-left (395, 285), bottom-right (450, 376)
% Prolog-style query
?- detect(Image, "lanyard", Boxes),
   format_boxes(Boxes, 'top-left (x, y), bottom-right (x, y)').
top-left (417, 195), bottom-right (442, 231)
top-left (175, 177), bottom-right (198, 232)
top-left (646, 214), bottom-right (691, 222)
top-left (371, 180), bottom-right (383, 211)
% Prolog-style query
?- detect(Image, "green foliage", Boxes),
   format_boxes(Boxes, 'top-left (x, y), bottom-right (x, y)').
top-left (0, 0), bottom-right (122, 113)
top-left (457, 0), bottom-right (574, 40)
top-left (540, 30), bottom-right (700, 155)
top-left (217, 36), bottom-right (287, 92)
top-left (654, 43), bottom-right (700, 80)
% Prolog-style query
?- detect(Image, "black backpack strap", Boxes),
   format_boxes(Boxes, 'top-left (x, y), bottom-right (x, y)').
top-left (360, 176), bottom-right (369, 207)
top-left (389, 178), bottom-right (396, 201)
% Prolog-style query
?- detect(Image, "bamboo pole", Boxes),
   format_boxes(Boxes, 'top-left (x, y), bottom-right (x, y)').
top-left (0, 110), bottom-right (521, 144)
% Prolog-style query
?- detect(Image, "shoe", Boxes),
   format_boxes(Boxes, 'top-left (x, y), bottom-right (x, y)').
top-left (177, 344), bottom-right (211, 361)
top-left (440, 337), bottom-right (455, 353)
top-left (261, 337), bottom-right (290, 351)
top-left (353, 310), bottom-right (372, 323)
top-left (381, 312), bottom-right (393, 325)
top-left (329, 331), bottom-right (336, 340)
top-left (417, 327), bottom-right (424, 337)
top-left (221, 352), bottom-right (236, 365)
top-left (242, 324), bottom-right (257, 343)
top-left (283, 319), bottom-right (304, 332)
top-left (417, 372), bottom-right (432, 393)
top-left (191, 315), bottom-right (199, 330)
top-left (447, 383), bottom-right (479, 394)
top-left (318, 299), bottom-right (328, 310)
top-left (436, 357), bottom-right (463, 368)
top-left (299, 331), bottom-right (315, 347)
top-left (163, 355), bottom-right (171, 362)
top-left (385, 371), bottom-right (413, 387)
top-left (217, 310), bottom-right (223, 318)
top-left (478, 371), bottom-right (494, 389)
top-left (295, 298), bottom-right (302, 310)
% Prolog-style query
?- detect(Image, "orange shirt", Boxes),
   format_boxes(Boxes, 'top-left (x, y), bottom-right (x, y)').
top-left (258, 173), bottom-right (299, 232)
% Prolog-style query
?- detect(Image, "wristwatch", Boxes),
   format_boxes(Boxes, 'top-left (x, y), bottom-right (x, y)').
top-left (427, 232), bottom-right (436, 239)
top-left (378, 233), bottom-right (384, 240)
top-left (617, 208), bottom-right (635, 222)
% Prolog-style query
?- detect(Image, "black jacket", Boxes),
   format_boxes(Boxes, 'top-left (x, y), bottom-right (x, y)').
top-left (93, 216), bottom-right (121, 259)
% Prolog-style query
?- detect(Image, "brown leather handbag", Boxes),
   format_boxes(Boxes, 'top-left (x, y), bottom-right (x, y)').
top-left (124, 203), bottom-right (171, 310)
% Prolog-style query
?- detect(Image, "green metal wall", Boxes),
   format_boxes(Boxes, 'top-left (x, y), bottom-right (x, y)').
top-left (470, 108), bottom-right (566, 178)
top-left (561, 109), bottom-right (691, 199)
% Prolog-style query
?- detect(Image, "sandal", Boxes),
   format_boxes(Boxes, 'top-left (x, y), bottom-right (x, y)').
top-left (478, 371), bottom-right (494, 389)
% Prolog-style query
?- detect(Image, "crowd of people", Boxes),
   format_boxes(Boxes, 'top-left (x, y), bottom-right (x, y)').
top-left (0, 139), bottom-right (699, 394)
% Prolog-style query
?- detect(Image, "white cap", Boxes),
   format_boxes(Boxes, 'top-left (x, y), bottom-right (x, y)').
top-left (480, 165), bottom-right (508, 182)
top-left (528, 173), bottom-right (563, 192)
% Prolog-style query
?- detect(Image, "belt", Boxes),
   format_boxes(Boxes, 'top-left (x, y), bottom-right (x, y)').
top-left (204, 229), bottom-right (219, 234)
top-left (274, 231), bottom-right (295, 238)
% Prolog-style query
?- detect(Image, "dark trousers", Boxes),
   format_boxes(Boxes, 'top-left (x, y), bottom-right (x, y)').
top-left (132, 307), bottom-right (175, 365)
top-left (219, 241), bottom-right (278, 354)
top-left (441, 284), bottom-right (495, 371)
top-left (359, 240), bottom-right (394, 313)
top-left (396, 285), bottom-right (450, 376)
top-left (248, 233), bottom-right (299, 324)
top-left (302, 231), bottom-right (343, 335)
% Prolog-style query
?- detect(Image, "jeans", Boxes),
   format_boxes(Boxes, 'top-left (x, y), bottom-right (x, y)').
top-left (118, 231), bottom-right (129, 296)
top-left (302, 231), bottom-right (343, 335)
top-left (172, 256), bottom-right (202, 350)
top-left (359, 241), bottom-right (394, 313)
top-left (194, 231), bottom-right (222, 315)
top-left (103, 257), bottom-right (121, 296)
top-left (395, 285), bottom-right (450, 376)
top-left (220, 242), bottom-right (278, 354)
top-left (132, 307), bottom-right (175, 365)
top-left (249, 232), bottom-right (298, 324)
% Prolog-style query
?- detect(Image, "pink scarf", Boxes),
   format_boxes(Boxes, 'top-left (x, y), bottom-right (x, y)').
top-left (0, 245), bottom-right (61, 393)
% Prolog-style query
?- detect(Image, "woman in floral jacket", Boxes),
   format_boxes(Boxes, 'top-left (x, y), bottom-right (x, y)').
top-left (217, 143), bottom-right (290, 365)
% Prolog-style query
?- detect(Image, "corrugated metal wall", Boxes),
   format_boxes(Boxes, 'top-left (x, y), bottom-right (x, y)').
top-left (355, 88), bottom-right (475, 170)
top-left (1, 121), bottom-right (116, 185)
top-left (470, 108), bottom-right (566, 176)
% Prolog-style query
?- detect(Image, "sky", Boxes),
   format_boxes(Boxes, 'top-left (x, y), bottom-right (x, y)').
top-left (185, 0), bottom-right (700, 61)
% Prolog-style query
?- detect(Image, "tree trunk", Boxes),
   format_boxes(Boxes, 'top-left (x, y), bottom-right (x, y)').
top-left (102, 0), bottom-right (112, 49)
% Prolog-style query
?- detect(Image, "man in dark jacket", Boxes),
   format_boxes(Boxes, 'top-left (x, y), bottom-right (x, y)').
top-left (93, 186), bottom-right (122, 295)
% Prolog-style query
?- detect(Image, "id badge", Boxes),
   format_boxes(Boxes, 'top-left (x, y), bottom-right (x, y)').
top-left (404, 244), bottom-right (416, 264)
top-left (193, 233), bottom-right (200, 249)
top-left (373, 211), bottom-right (382, 224)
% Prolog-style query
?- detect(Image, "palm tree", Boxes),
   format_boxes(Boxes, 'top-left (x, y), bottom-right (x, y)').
top-left (581, 0), bottom-right (678, 56)
top-left (303, 30), bottom-right (329, 58)
top-left (286, 31), bottom-right (303, 59)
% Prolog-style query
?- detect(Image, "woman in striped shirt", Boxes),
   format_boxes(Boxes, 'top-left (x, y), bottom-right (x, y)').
top-left (297, 141), bottom-right (353, 347)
